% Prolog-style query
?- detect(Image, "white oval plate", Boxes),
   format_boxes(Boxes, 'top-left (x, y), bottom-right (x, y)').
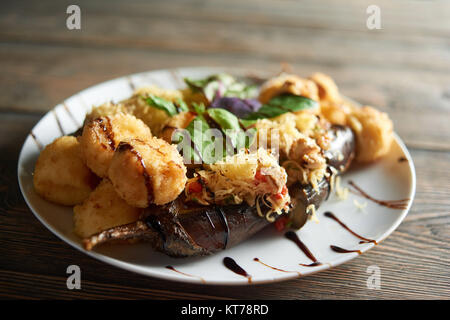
top-left (18, 67), bottom-right (416, 285)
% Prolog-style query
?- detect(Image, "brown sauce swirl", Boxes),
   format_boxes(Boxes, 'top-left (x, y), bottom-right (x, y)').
top-left (285, 231), bottom-right (322, 267)
top-left (117, 141), bottom-right (154, 205)
top-left (324, 211), bottom-right (377, 244)
top-left (165, 266), bottom-right (205, 283)
top-left (95, 117), bottom-right (115, 150)
top-left (330, 245), bottom-right (362, 254)
top-left (223, 257), bottom-right (251, 283)
top-left (348, 180), bottom-right (409, 210)
top-left (254, 258), bottom-right (302, 275)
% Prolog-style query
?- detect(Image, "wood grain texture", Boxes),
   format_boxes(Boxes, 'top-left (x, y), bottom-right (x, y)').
top-left (0, 0), bottom-right (449, 299)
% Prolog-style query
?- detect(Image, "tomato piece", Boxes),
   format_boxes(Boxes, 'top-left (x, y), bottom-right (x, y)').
top-left (188, 181), bottom-right (203, 193)
top-left (273, 193), bottom-right (283, 200)
top-left (255, 169), bottom-right (267, 183)
top-left (274, 216), bottom-right (289, 231)
top-left (281, 185), bottom-right (288, 195)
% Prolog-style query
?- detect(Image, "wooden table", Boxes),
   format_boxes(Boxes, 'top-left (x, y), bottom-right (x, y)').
top-left (1, 0), bottom-right (449, 299)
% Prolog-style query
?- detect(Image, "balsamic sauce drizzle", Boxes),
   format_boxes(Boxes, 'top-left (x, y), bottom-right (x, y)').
top-left (348, 180), bottom-right (409, 210)
top-left (284, 231), bottom-right (322, 267)
top-left (223, 257), bottom-right (252, 283)
top-left (95, 117), bottom-right (115, 150)
top-left (330, 245), bottom-right (362, 254)
top-left (253, 258), bottom-right (301, 276)
top-left (165, 266), bottom-right (205, 283)
top-left (324, 211), bottom-right (377, 244)
top-left (117, 141), bottom-right (154, 204)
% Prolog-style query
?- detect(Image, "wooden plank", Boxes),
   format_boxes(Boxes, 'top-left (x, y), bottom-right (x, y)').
top-left (1, 0), bottom-right (449, 300)
top-left (1, 113), bottom-right (448, 299)
top-left (0, 42), bottom-right (449, 151)
top-left (1, 0), bottom-right (449, 37)
top-left (1, 1), bottom-right (449, 71)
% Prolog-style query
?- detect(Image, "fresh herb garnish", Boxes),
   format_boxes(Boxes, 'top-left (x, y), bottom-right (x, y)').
top-left (210, 97), bottom-right (261, 118)
top-left (206, 108), bottom-right (256, 154)
top-left (145, 94), bottom-right (188, 117)
top-left (173, 107), bottom-right (257, 164)
top-left (184, 73), bottom-right (258, 102)
top-left (245, 94), bottom-right (318, 120)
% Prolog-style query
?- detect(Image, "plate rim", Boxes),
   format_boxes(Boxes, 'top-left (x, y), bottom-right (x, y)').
top-left (17, 66), bottom-right (416, 286)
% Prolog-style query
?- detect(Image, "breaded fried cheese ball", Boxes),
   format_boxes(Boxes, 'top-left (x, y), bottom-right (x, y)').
top-left (73, 179), bottom-right (142, 238)
top-left (108, 137), bottom-right (187, 207)
top-left (79, 114), bottom-right (152, 177)
top-left (33, 136), bottom-right (99, 206)
top-left (347, 106), bottom-right (394, 163)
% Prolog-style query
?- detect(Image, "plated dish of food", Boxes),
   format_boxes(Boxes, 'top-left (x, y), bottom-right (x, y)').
top-left (18, 67), bottom-right (415, 284)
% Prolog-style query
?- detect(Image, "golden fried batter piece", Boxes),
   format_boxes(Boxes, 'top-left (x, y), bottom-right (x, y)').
top-left (309, 72), bottom-right (342, 105)
top-left (258, 74), bottom-right (320, 106)
top-left (347, 106), bottom-right (394, 163)
top-left (309, 72), bottom-right (352, 125)
top-left (79, 114), bottom-right (152, 177)
top-left (73, 179), bottom-right (142, 238)
top-left (108, 137), bottom-right (187, 207)
top-left (33, 136), bottom-right (99, 206)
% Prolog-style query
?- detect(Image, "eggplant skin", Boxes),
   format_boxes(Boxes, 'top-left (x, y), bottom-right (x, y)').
top-left (143, 198), bottom-right (273, 257)
top-left (83, 125), bottom-right (355, 257)
top-left (325, 125), bottom-right (355, 172)
top-left (83, 198), bottom-right (274, 257)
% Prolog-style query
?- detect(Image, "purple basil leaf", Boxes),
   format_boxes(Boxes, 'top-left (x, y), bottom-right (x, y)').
top-left (210, 97), bottom-right (262, 118)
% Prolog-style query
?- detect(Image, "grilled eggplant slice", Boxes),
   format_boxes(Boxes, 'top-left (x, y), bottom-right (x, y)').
top-left (84, 125), bottom-right (355, 257)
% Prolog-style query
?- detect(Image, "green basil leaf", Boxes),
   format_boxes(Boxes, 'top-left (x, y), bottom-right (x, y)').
top-left (145, 95), bottom-right (191, 117)
top-left (245, 104), bottom-right (287, 120)
top-left (145, 94), bottom-right (178, 116)
top-left (206, 108), bottom-right (242, 155)
top-left (206, 108), bottom-right (241, 132)
top-left (192, 102), bottom-right (206, 114)
top-left (268, 94), bottom-right (318, 112)
top-left (180, 115), bottom-right (223, 164)
top-left (176, 98), bottom-right (189, 112)
top-left (239, 118), bottom-right (257, 128)
top-left (245, 94), bottom-right (318, 120)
